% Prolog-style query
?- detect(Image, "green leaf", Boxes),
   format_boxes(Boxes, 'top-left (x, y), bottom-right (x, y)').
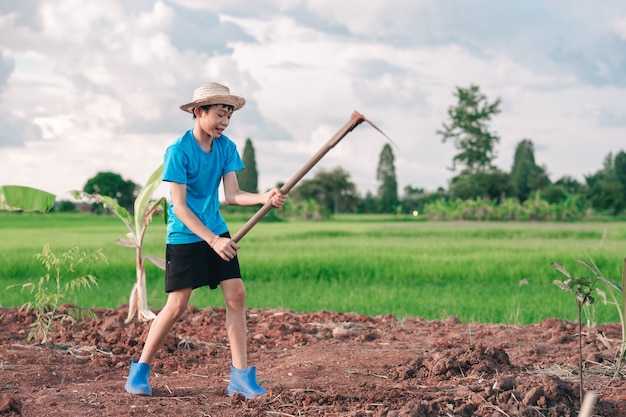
top-left (599, 275), bottom-right (622, 292)
top-left (553, 280), bottom-right (573, 292)
top-left (594, 287), bottom-right (608, 305)
top-left (70, 190), bottom-right (134, 233)
top-left (551, 262), bottom-right (571, 279)
top-left (577, 259), bottom-right (598, 276)
top-left (98, 195), bottom-right (133, 228)
top-left (134, 164), bottom-right (163, 236)
top-left (0, 185), bottom-right (56, 212)
top-left (161, 198), bottom-right (169, 224)
top-left (573, 276), bottom-right (593, 287)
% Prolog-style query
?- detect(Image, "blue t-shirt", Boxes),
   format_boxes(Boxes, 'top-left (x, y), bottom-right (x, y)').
top-left (163, 130), bottom-right (244, 244)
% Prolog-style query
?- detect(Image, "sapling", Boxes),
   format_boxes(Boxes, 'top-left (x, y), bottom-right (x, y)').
top-left (71, 164), bottom-right (166, 322)
top-left (572, 258), bottom-right (626, 377)
top-left (7, 244), bottom-right (106, 344)
top-left (551, 258), bottom-right (626, 404)
top-left (1, 186), bottom-right (106, 343)
top-left (551, 260), bottom-right (601, 403)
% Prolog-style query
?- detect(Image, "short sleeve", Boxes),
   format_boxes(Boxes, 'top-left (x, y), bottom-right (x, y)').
top-left (163, 145), bottom-right (188, 184)
top-left (222, 139), bottom-right (245, 175)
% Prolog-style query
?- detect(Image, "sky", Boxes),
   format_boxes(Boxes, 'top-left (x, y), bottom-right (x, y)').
top-left (1, 0), bottom-right (625, 201)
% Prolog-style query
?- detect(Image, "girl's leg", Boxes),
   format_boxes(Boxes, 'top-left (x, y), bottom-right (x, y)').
top-left (139, 287), bottom-right (193, 365)
top-left (220, 278), bottom-right (247, 369)
top-left (126, 288), bottom-right (192, 395)
top-left (222, 278), bottom-right (266, 399)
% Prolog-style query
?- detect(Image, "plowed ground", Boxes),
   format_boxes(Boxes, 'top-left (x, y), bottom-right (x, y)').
top-left (1, 306), bottom-right (626, 416)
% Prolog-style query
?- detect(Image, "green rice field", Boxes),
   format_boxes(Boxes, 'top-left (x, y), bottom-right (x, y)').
top-left (1, 211), bottom-right (625, 325)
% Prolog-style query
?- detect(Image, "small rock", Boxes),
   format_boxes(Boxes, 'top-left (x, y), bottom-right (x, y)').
top-left (492, 376), bottom-right (515, 391)
top-left (0, 394), bottom-right (22, 414)
top-left (444, 316), bottom-right (461, 325)
top-left (332, 327), bottom-right (351, 339)
top-left (523, 387), bottom-right (544, 406)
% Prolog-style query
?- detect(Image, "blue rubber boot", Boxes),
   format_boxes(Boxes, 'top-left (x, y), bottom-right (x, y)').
top-left (226, 365), bottom-right (266, 399)
top-left (125, 360), bottom-right (152, 396)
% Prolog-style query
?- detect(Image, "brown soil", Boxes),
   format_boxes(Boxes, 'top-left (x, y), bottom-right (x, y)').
top-left (1, 306), bottom-right (625, 417)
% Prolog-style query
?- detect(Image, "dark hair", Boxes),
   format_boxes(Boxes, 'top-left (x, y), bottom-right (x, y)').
top-left (192, 103), bottom-right (235, 119)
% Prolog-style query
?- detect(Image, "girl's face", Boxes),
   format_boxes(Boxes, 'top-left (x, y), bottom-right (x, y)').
top-left (196, 105), bottom-right (233, 138)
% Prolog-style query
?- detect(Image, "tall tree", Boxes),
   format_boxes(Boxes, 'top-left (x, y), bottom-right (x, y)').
top-left (614, 150), bottom-right (626, 191)
top-left (585, 152), bottom-right (626, 215)
top-left (510, 139), bottom-right (550, 202)
top-left (438, 85), bottom-right (501, 173)
top-left (376, 143), bottom-right (399, 213)
top-left (83, 172), bottom-right (138, 212)
top-left (237, 138), bottom-right (258, 193)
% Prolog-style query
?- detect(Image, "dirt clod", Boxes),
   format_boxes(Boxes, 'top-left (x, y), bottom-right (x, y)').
top-left (0, 305), bottom-right (625, 416)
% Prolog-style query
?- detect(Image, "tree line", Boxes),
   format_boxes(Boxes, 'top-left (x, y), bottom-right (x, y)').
top-left (236, 85), bottom-right (626, 219)
top-left (63, 84), bottom-right (626, 220)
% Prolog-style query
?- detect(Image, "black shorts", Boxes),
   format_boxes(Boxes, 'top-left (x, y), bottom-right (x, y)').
top-left (165, 233), bottom-right (242, 292)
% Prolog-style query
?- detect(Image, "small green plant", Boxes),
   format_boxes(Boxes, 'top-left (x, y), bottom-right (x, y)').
top-left (7, 244), bottom-right (107, 344)
top-left (551, 258), bottom-right (625, 403)
top-left (70, 164), bottom-right (166, 323)
top-left (551, 260), bottom-right (600, 403)
top-left (571, 258), bottom-right (626, 377)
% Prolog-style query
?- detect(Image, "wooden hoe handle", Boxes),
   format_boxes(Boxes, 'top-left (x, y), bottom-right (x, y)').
top-left (231, 111), bottom-right (392, 243)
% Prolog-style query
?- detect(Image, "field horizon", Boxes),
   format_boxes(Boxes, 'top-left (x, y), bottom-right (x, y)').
top-left (1, 211), bottom-right (625, 325)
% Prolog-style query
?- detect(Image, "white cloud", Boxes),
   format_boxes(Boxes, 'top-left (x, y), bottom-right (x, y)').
top-left (39, 0), bottom-right (125, 40)
top-left (613, 17), bottom-right (626, 40)
top-left (0, 0), bottom-right (625, 202)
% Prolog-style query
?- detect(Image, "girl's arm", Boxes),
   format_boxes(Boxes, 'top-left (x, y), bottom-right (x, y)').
top-left (170, 181), bottom-right (239, 261)
top-left (222, 171), bottom-right (287, 208)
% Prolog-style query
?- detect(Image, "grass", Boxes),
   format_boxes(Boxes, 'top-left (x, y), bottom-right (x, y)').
top-left (1, 211), bottom-right (624, 324)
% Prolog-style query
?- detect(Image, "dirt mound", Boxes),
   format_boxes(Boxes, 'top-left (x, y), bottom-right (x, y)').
top-left (1, 306), bottom-right (626, 416)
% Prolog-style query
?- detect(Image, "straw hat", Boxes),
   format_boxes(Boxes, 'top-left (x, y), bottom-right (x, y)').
top-left (179, 82), bottom-right (246, 113)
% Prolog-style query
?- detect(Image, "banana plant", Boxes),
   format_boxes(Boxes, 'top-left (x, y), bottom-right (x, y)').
top-left (0, 185), bottom-right (56, 212)
top-left (71, 164), bottom-right (166, 323)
